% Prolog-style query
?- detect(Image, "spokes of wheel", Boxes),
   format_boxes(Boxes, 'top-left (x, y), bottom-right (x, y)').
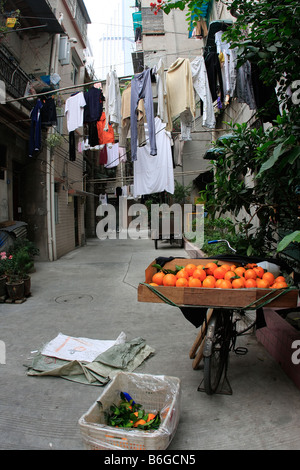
top-left (203, 310), bottom-right (232, 395)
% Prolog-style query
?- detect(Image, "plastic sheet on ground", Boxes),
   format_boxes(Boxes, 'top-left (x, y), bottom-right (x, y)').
top-left (26, 335), bottom-right (155, 386)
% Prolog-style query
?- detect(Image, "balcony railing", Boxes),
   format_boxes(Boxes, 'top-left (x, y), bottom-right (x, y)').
top-left (0, 45), bottom-right (31, 105)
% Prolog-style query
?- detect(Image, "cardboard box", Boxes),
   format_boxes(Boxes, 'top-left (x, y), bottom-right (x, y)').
top-left (138, 258), bottom-right (299, 309)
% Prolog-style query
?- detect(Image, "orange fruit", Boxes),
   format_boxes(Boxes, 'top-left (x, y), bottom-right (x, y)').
top-left (244, 269), bottom-right (257, 280)
top-left (218, 279), bottom-right (232, 289)
top-left (230, 264), bottom-right (237, 272)
top-left (149, 282), bottom-right (159, 286)
top-left (176, 268), bottom-right (189, 280)
top-left (244, 278), bottom-right (257, 288)
top-left (220, 264), bottom-right (231, 272)
top-left (271, 281), bottom-right (288, 289)
top-left (245, 263), bottom-right (257, 269)
top-left (256, 278), bottom-right (270, 288)
top-left (202, 275), bottom-right (216, 288)
top-left (185, 263), bottom-right (197, 276)
top-left (205, 262), bottom-right (218, 275)
top-left (152, 271), bottom-right (165, 285)
top-left (224, 270), bottom-right (236, 281)
top-left (193, 268), bottom-right (206, 281)
top-left (163, 273), bottom-right (177, 286)
top-left (188, 277), bottom-right (202, 287)
top-left (262, 271), bottom-right (275, 286)
top-left (176, 277), bottom-right (189, 287)
top-left (232, 278), bottom-right (245, 289)
top-left (213, 266), bottom-right (227, 279)
top-left (234, 266), bottom-right (246, 277)
top-left (275, 275), bottom-right (286, 283)
top-left (215, 278), bottom-right (223, 288)
top-left (253, 266), bottom-right (264, 278)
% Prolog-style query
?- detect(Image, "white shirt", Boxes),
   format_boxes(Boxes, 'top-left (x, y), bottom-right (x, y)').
top-left (65, 92), bottom-right (86, 132)
top-left (134, 117), bottom-right (174, 197)
top-left (191, 56), bottom-right (216, 129)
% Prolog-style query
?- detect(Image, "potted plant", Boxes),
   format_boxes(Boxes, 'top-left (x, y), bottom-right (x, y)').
top-left (10, 247), bottom-right (34, 297)
top-left (5, 254), bottom-right (25, 301)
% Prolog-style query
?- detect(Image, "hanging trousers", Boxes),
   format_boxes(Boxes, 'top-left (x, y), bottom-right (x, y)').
top-left (130, 69), bottom-right (157, 161)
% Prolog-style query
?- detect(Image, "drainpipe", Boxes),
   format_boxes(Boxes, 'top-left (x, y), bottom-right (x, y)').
top-left (46, 33), bottom-right (60, 261)
top-left (50, 145), bottom-right (57, 260)
top-left (46, 135), bottom-right (54, 261)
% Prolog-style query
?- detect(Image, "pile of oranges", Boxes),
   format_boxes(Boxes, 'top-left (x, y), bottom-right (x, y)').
top-left (150, 262), bottom-right (289, 290)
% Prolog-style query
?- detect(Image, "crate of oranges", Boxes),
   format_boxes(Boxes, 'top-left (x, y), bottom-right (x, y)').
top-left (138, 258), bottom-right (298, 308)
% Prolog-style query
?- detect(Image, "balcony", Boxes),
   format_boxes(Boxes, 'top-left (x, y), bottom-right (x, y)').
top-left (0, 45), bottom-right (31, 106)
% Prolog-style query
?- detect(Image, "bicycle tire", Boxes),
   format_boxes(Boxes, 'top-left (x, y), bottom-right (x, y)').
top-left (203, 309), bottom-right (232, 395)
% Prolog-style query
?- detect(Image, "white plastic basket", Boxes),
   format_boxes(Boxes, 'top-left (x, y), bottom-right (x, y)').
top-left (78, 372), bottom-right (181, 450)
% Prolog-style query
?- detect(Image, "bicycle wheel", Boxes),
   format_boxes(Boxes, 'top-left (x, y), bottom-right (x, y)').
top-left (203, 309), bottom-right (232, 395)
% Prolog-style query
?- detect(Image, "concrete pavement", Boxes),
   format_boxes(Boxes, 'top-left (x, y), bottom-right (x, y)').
top-left (0, 236), bottom-right (299, 450)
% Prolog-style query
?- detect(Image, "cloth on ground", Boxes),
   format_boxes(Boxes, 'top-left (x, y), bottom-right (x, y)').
top-left (26, 336), bottom-right (155, 386)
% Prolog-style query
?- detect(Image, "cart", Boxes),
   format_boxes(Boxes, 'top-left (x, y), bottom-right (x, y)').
top-left (151, 211), bottom-right (184, 249)
top-left (138, 255), bottom-right (299, 395)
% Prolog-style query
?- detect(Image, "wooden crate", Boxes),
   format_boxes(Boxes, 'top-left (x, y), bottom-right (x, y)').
top-left (137, 258), bottom-right (299, 309)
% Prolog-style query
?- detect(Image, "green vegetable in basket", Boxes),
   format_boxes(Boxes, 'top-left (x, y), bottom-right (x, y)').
top-left (105, 393), bottom-right (161, 430)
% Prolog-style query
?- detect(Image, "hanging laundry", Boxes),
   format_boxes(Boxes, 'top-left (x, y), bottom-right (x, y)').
top-left (236, 61), bottom-right (256, 110)
top-left (166, 58), bottom-right (195, 139)
top-left (105, 70), bottom-right (122, 132)
top-left (99, 193), bottom-right (108, 205)
top-left (214, 31), bottom-right (238, 100)
top-left (119, 146), bottom-right (127, 163)
top-left (29, 99), bottom-right (43, 157)
top-left (88, 120), bottom-right (100, 148)
top-left (119, 84), bottom-right (146, 148)
top-left (131, 68), bottom-right (157, 161)
top-left (204, 51), bottom-right (224, 103)
top-left (133, 117), bottom-right (174, 198)
top-left (84, 86), bottom-right (104, 123)
top-left (69, 131), bottom-right (76, 161)
top-left (65, 91), bottom-right (86, 132)
top-left (192, 18), bottom-right (208, 39)
top-left (250, 62), bottom-right (280, 123)
top-left (188, 1), bottom-right (211, 38)
top-left (40, 97), bottom-right (57, 128)
top-left (154, 58), bottom-right (168, 125)
top-left (97, 112), bottom-right (115, 145)
top-left (105, 143), bottom-right (120, 169)
top-left (173, 136), bottom-right (185, 167)
top-left (191, 56), bottom-right (216, 129)
top-left (99, 144), bottom-right (108, 165)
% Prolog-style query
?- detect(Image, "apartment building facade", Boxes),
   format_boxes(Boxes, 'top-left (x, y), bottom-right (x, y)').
top-left (0, 0), bottom-right (93, 260)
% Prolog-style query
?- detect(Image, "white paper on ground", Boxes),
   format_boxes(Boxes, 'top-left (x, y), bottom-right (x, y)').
top-left (40, 332), bottom-right (127, 363)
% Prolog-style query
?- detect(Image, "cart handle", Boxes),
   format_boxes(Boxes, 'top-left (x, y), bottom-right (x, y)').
top-left (208, 239), bottom-right (237, 253)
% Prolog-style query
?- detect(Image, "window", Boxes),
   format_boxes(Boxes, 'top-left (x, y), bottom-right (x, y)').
top-left (71, 60), bottom-right (79, 85)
